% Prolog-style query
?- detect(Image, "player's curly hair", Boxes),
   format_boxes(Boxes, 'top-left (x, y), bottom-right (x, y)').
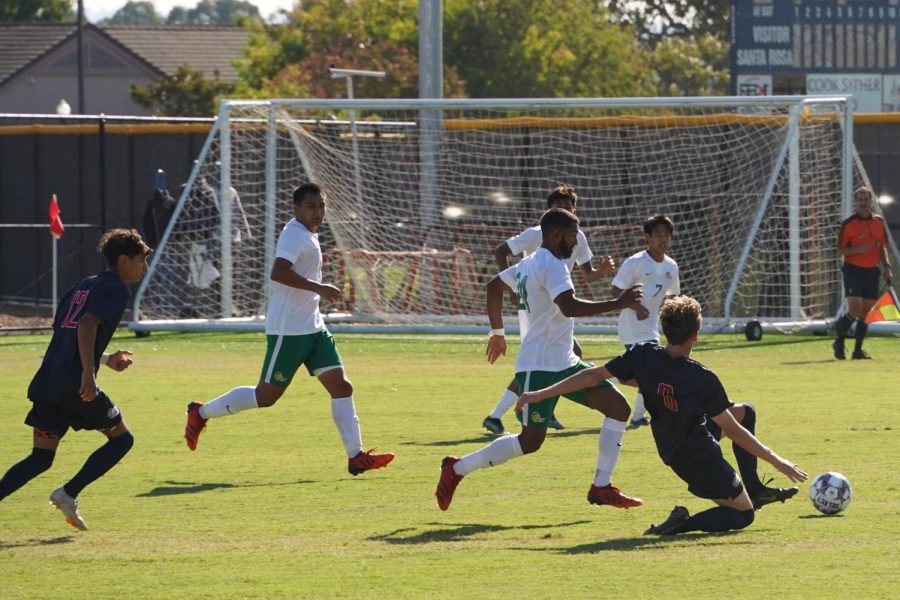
top-left (546, 185), bottom-right (577, 208)
top-left (659, 295), bottom-right (701, 345)
top-left (98, 228), bottom-right (152, 266)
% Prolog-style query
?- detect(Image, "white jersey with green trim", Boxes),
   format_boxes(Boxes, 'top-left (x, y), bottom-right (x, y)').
top-left (499, 248), bottom-right (579, 373)
top-left (265, 219), bottom-right (326, 336)
top-left (611, 250), bottom-right (680, 345)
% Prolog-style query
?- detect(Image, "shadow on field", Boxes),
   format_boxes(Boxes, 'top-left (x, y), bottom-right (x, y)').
top-left (136, 479), bottom-right (314, 497)
top-left (555, 531), bottom-right (747, 553)
top-left (403, 428), bottom-right (600, 447)
top-left (0, 535), bottom-right (75, 549)
top-left (370, 520), bottom-right (591, 544)
top-left (797, 513), bottom-right (844, 519)
top-left (779, 359), bottom-right (838, 365)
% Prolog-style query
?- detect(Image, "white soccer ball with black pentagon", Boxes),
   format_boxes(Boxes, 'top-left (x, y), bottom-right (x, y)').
top-left (809, 472), bottom-right (851, 515)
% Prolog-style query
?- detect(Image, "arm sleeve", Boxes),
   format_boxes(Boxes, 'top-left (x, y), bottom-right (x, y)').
top-left (610, 257), bottom-right (634, 289)
top-left (275, 226), bottom-right (305, 264)
top-left (498, 264), bottom-right (518, 290)
top-left (670, 261), bottom-right (681, 295)
top-left (701, 372), bottom-right (732, 418)
top-left (574, 230), bottom-right (593, 266)
top-left (506, 227), bottom-right (541, 256)
top-left (546, 258), bottom-right (575, 299)
top-left (604, 347), bottom-right (635, 382)
top-left (85, 282), bottom-right (130, 324)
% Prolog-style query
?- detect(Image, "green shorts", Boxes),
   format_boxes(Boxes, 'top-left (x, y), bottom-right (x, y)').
top-left (260, 329), bottom-right (343, 387)
top-left (515, 361), bottom-right (615, 429)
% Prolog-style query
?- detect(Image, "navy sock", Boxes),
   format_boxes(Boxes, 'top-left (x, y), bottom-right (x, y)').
top-left (835, 314), bottom-right (854, 339)
top-left (64, 432), bottom-right (134, 498)
top-left (853, 319), bottom-right (868, 353)
top-left (0, 448), bottom-right (55, 501)
top-left (732, 403), bottom-right (764, 496)
top-left (676, 506), bottom-right (755, 533)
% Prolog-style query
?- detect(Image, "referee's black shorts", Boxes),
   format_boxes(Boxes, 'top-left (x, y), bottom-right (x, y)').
top-left (667, 444), bottom-right (744, 500)
top-left (842, 263), bottom-right (881, 300)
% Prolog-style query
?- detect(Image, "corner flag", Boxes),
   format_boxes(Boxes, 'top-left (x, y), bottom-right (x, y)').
top-left (865, 287), bottom-right (900, 324)
top-left (49, 194), bottom-right (65, 238)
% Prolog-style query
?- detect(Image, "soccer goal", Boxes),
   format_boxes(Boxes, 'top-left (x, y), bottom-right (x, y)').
top-left (130, 96), bottom-right (899, 334)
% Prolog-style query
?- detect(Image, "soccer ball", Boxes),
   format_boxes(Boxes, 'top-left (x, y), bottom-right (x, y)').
top-left (809, 472), bottom-right (852, 515)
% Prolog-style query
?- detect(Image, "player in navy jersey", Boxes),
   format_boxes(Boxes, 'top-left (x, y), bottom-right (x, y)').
top-left (0, 228), bottom-right (151, 530)
top-left (517, 295), bottom-right (807, 535)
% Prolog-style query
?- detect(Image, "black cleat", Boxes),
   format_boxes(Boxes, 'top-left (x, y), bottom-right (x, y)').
top-left (644, 505), bottom-right (690, 535)
top-left (482, 416), bottom-right (504, 435)
top-left (832, 339), bottom-right (846, 360)
top-left (548, 415), bottom-right (565, 430)
top-left (628, 417), bottom-right (650, 430)
top-left (851, 350), bottom-right (873, 360)
top-left (752, 480), bottom-right (799, 509)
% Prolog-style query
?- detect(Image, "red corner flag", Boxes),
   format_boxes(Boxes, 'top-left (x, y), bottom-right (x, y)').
top-left (865, 287), bottom-right (900, 324)
top-left (49, 194), bottom-right (64, 238)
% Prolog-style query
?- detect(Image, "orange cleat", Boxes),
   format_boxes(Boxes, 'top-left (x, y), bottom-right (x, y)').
top-left (348, 448), bottom-right (395, 476)
top-left (587, 483), bottom-right (643, 509)
top-left (435, 456), bottom-right (463, 511)
top-left (184, 402), bottom-right (208, 451)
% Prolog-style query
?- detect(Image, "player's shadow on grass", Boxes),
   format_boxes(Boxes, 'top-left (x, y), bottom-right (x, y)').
top-left (403, 428), bottom-right (600, 447)
top-left (136, 479), bottom-right (314, 497)
top-left (0, 535), bottom-right (76, 550)
top-left (554, 531), bottom-right (749, 553)
top-left (797, 513), bottom-right (844, 519)
top-left (370, 520), bottom-right (591, 544)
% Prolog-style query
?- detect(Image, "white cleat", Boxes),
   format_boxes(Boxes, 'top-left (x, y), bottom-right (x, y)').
top-left (49, 487), bottom-right (87, 531)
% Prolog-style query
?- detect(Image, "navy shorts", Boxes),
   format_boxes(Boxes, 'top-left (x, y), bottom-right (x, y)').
top-left (667, 443), bottom-right (744, 500)
top-left (25, 392), bottom-right (122, 439)
top-left (842, 263), bottom-right (881, 300)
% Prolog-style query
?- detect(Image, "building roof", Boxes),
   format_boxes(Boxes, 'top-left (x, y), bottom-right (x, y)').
top-left (0, 23), bottom-right (248, 85)
top-left (104, 26), bottom-right (248, 82)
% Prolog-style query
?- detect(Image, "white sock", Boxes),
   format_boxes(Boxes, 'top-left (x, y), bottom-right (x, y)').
top-left (593, 417), bottom-right (627, 487)
top-left (199, 386), bottom-right (258, 419)
top-left (331, 397), bottom-right (362, 458)
top-left (455, 435), bottom-right (523, 476)
top-left (633, 392), bottom-right (646, 421)
top-left (489, 389), bottom-right (518, 419)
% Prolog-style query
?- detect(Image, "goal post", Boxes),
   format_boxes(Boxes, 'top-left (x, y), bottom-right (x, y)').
top-left (130, 96), bottom-right (899, 334)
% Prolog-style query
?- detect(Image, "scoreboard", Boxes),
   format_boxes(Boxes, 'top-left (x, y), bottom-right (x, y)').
top-left (731, 0), bottom-right (900, 111)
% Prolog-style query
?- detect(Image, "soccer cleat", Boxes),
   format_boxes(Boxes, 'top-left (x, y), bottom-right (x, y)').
top-left (851, 350), bottom-right (873, 360)
top-left (548, 415), bottom-right (565, 430)
top-left (752, 481), bottom-right (799, 509)
top-left (482, 416), bottom-right (505, 435)
top-left (832, 339), bottom-right (846, 360)
top-left (49, 487), bottom-right (87, 531)
top-left (587, 483), bottom-right (643, 509)
top-left (628, 417), bottom-right (651, 430)
top-left (435, 456), bottom-right (463, 511)
top-left (348, 448), bottom-right (395, 476)
top-left (644, 505), bottom-right (690, 535)
top-left (183, 402), bottom-right (208, 451)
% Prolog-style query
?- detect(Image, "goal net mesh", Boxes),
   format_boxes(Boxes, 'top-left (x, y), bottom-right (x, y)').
top-left (134, 98), bottom-right (886, 331)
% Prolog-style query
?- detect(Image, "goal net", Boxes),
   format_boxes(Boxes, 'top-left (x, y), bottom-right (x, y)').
top-left (132, 96), bottom-right (896, 333)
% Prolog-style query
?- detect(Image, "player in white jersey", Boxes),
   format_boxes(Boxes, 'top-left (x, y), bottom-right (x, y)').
top-left (611, 214), bottom-right (679, 429)
top-left (482, 185), bottom-right (615, 434)
top-left (435, 208), bottom-right (644, 511)
top-left (183, 183), bottom-right (394, 477)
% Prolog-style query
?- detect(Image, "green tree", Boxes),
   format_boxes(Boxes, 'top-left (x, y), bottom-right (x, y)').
top-left (648, 33), bottom-right (729, 96)
top-left (130, 65), bottom-right (232, 117)
top-left (0, 0), bottom-right (73, 21)
top-left (444, 0), bottom-right (654, 98)
top-left (166, 0), bottom-right (261, 25)
top-left (101, 1), bottom-right (163, 25)
top-left (605, 0), bottom-right (730, 44)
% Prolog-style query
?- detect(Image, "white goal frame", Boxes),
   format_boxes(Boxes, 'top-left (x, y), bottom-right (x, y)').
top-left (130, 95), bottom-right (900, 335)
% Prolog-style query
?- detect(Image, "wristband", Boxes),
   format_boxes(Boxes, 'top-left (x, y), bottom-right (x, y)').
top-left (489, 328), bottom-right (505, 337)
top-left (101, 353), bottom-right (111, 366)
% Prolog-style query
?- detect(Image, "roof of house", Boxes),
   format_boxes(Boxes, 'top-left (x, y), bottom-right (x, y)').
top-left (0, 23), bottom-right (248, 85)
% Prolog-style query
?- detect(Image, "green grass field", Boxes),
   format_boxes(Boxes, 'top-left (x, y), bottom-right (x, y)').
top-left (1, 331), bottom-right (898, 599)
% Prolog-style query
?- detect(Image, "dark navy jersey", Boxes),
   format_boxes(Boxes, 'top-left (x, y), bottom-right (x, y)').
top-left (605, 342), bottom-right (733, 464)
top-left (27, 271), bottom-right (130, 404)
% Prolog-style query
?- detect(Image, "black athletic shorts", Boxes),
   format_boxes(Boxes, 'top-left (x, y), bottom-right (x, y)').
top-left (667, 443), bottom-right (744, 500)
top-left (842, 263), bottom-right (881, 300)
top-left (25, 391), bottom-right (122, 439)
